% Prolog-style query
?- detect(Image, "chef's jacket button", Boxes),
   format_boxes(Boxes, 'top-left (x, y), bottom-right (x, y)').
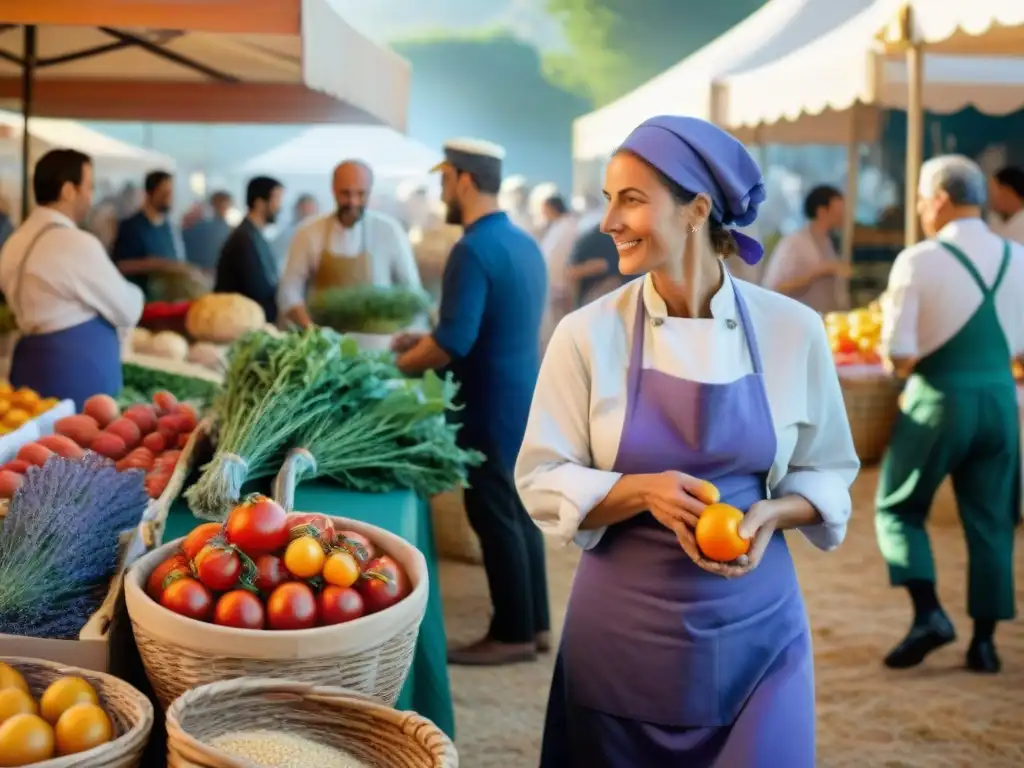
top-left (651, 317), bottom-right (664, 327)
top-left (725, 319), bottom-right (738, 329)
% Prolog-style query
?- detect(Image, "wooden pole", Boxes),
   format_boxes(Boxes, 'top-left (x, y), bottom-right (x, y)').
top-left (20, 25), bottom-right (36, 222)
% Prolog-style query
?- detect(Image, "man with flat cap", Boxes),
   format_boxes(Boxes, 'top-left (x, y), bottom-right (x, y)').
top-left (393, 138), bottom-right (551, 666)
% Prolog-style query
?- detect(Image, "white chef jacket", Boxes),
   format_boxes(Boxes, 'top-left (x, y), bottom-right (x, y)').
top-left (539, 214), bottom-right (579, 293)
top-left (989, 208), bottom-right (1024, 246)
top-left (516, 269), bottom-right (859, 552)
top-left (0, 207), bottom-right (144, 334)
top-left (277, 210), bottom-right (422, 314)
top-left (881, 218), bottom-right (1024, 360)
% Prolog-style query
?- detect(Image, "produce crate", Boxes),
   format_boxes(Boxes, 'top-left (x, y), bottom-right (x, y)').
top-left (0, 398), bottom-right (75, 463)
top-left (837, 366), bottom-right (903, 465)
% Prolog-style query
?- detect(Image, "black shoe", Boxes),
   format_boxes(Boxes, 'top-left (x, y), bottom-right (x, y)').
top-left (884, 610), bottom-right (956, 669)
top-left (966, 638), bottom-right (1001, 674)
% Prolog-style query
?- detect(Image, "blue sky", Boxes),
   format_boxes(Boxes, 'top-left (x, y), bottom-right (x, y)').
top-left (329, 0), bottom-right (567, 50)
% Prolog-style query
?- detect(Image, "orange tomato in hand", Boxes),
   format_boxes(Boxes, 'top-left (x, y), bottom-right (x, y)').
top-left (695, 503), bottom-right (749, 562)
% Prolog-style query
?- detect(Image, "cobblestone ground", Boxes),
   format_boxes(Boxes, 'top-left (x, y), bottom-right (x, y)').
top-left (439, 469), bottom-right (1024, 767)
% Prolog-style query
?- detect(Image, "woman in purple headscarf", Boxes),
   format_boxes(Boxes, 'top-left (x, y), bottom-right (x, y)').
top-left (515, 116), bottom-right (860, 766)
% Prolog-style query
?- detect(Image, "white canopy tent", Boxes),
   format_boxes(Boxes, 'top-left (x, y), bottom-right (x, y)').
top-left (722, 0), bottom-right (1024, 245)
top-left (239, 126), bottom-right (441, 180)
top-left (571, 0), bottom-right (875, 163)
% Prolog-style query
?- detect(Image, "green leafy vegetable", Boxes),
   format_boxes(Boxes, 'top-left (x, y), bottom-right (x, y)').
top-left (119, 362), bottom-right (220, 409)
top-left (308, 284), bottom-right (432, 333)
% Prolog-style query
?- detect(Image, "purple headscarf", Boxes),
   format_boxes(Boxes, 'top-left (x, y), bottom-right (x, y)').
top-left (618, 115), bottom-right (767, 265)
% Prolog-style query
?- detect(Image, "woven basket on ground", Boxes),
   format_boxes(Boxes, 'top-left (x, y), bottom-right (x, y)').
top-left (124, 516), bottom-right (429, 710)
top-left (165, 678), bottom-right (457, 767)
top-left (838, 371), bottom-right (903, 465)
top-left (430, 488), bottom-right (482, 565)
top-left (0, 656), bottom-right (153, 768)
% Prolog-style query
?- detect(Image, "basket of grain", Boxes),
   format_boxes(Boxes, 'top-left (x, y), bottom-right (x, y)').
top-left (0, 656), bottom-right (153, 768)
top-left (837, 366), bottom-right (903, 465)
top-left (165, 678), bottom-right (457, 768)
top-left (123, 515), bottom-right (428, 710)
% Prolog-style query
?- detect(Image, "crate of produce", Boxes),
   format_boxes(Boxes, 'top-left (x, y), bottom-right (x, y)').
top-left (837, 366), bottom-right (903, 465)
top-left (0, 386), bottom-right (73, 461)
top-left (0, 656), bottom-right (153, 767)
top-left (123, 496), bottom-right (429, 709)
top-left (165, 678), bottom-right (455, 768)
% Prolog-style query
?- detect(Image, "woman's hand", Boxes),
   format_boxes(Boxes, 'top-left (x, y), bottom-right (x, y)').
top-left (643, 470), bottom-right (716, 533)
top-left (679, 497), bottom-right (784, 578)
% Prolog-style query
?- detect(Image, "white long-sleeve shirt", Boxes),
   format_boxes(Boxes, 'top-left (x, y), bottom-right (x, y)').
top-left (0, 207), bottom-right (144, 334)
top-left (277, 210), bottom-right (422, 314)
top-left (881, 218), bottom-right (1024, 360)
top-left (515, 270), bottom-right (860, 552)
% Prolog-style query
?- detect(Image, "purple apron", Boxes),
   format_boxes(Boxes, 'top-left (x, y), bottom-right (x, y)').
top-left (8, 223), bottom-right (122, 411)
top-left (540, 278), bottom-right (815, 767)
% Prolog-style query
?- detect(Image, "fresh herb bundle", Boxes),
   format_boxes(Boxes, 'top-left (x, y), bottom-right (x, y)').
top-left (0, 454), bottom-right (149, 639)
top-left (308, 284), bottom-right (432, 333)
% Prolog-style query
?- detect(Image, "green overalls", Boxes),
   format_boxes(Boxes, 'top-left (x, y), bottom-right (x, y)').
top-left (875, 239), bottom-right (1019, 621)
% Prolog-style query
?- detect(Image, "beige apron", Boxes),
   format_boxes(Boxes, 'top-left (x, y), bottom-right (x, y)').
top-left (311, 216), bottom-right (371, 292)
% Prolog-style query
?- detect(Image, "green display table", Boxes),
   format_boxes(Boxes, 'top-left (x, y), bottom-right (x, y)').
top-left (162, 481), bottom-right (455, 738)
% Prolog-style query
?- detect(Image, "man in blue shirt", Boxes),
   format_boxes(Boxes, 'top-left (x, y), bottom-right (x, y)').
top-left (394, 138), bottom-right (550, 666)
top-left (183, 190), bottom-right (234, 272)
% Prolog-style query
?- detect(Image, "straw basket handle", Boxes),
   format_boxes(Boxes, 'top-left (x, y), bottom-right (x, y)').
top-left (271, 447), bottom-right (317, 512)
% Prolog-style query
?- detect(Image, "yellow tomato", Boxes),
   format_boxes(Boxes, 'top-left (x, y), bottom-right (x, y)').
top-left (857, 336), bottom-right (877, 353)
top-left (39, 677), bottom-right (99, 725)
top-left (0, 401), bottom-right (10, 418)
top-left (283, 536), bottom-right (326, 579)
top-left (54, 703), bottom-right (113, 756)
top-left (0, 663), bottom-right (28, 694)
top-left (1, 409), bottom-right (30, 430)
top-left (0, 689), bottom-right (37, 725)
top-left (322, 550), bottom-right (361, 588)
top-left (0, 382), bottom-right (12, 394)
top-left (9, 389), bottom-right (39, 411)
top-left (0, 714), bottom-right (55, 767)
top-left (33, 398), bottom-right (59, 415)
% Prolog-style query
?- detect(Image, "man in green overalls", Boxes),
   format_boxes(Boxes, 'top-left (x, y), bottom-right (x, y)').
top-left (876, 155), bottom-right (1024, 674)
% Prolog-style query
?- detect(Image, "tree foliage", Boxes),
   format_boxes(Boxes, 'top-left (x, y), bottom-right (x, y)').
top-left (543, 0), bottom-right (768, 107)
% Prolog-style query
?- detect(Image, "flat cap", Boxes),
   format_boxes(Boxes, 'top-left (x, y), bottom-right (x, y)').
top-left (431, 138), bottom-right (506, 180)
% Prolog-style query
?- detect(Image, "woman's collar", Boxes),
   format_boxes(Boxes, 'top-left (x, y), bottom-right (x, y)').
top-left (641, 261), bottom-right (736, 320)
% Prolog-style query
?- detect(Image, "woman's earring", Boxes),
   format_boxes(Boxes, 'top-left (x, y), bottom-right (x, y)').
top-left (688, 223), bottom-right (702, 234)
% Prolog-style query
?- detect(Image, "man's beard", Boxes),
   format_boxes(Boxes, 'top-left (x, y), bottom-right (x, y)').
top-left (265, 210), bottom-right (278, 226)
top-left (155, 202), bottom-right (171, 214)
top-left (445, 199), bottom-right (463, 226)
top-left (337, 204), bottom-right (365, 225)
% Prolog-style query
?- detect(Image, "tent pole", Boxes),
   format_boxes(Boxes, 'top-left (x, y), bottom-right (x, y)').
top-left (903, 42), bottom-right (923, 248)
top-left (840, 104), bottom-right (859, 309)
top-left (20, 24), bottom-right (36, 222)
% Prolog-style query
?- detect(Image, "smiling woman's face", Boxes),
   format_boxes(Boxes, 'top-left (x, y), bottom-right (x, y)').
top-left (601, 152), bottom-right (696, 275)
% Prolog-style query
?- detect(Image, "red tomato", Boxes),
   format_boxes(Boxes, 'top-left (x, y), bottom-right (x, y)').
top-left (156, 415), bottom-right (182, 435)
top-left (123, 404), bottom-right (158, 435)
top-left (357, 570), bottom-right (406, 615)
top-left (90, 432), bottom-right (127, 461)
top-left (146, 554), bottom-right (190, 601)
top-left (152, 390), bottom-right (178, 415)
top-left (160, 577), bottom-right (214, 622)
top-left (17, 443), bottom-right (53, 468)
top-left (194, 544), bottom-right (242, 592)
top-left (213, 590), bottom-right (266, 630)
top-left (253, 554), bottom-right (290, 594)
top-left (54, 414), bottom-right (100, 447)
top-left (173, 402), bottom-right (199, 428)
top-left (363, 556), bottom-right (409, 600)
top-left (36, 435), bottom-right (85, 459)
top-left (318, 586), bottom-right (365, 626)
top-left (335, 530), bottom-right (375, 569)
top-left (177, 432), bottom-right (191, 449)
top-left (105, 417), bottom-right (142, 449)
top-left (266, 582), bottom-right (317, 630)
top-left (156, 428), bottom-right (178, 449)
top-left (0, 470), bottom-right (23, 499)
top-left (182, 522), bottom-right (224, 561)
top-left (226, 495), bottom-right (290, 557)
top-left (289, 513), bottom-right (335, 549)
top-left (141, 431), bottom-right (166, 453)
top-left (83, 394), bottom-right (119, 427)
top-left (0, 459), bottom-right (29, 474)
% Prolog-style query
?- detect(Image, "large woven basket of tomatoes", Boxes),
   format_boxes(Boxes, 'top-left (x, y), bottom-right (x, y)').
top-left (123, 495), bottom-right (428, 710)
top-left (0, 657), bottom-right (153, 768)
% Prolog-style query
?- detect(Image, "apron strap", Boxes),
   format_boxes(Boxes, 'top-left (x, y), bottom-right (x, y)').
top-left (728, 272), bottom-right (764, 375)
top-left (13, 222), bottom-right (66, 334)
top-left (991, 240), bottom-right (1012, 295)
top-left (627, 287), bottom-right (647, 414)
top-left (936, 240), bottom-right (994, 298)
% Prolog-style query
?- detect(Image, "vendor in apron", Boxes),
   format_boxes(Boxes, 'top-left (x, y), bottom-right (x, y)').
top-left (876, 154), bottom-right (1024, 675)
top-left (0, 149), bottom-right (144, 409)
top-left (276, 160), bottom-right (422, 328)
top-left (515, 116), bottom-right (859, 767)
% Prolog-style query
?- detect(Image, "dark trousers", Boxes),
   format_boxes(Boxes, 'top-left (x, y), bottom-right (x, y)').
top-left (463, 455), bottom-right (550, 644)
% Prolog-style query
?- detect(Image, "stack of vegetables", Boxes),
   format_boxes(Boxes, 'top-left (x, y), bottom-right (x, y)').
top-left (307, 285), bottom-right (431, 334)
top-left (0, 385), bottom-right (62, 435)
top-left (0, 393), bottom-right (197, 501)
top-left (118, 360), bottom-right (220, 412)
top-left (0, 454), bottom-right (149, 639)
top-left (185, 327), bottom-right (481, 521)
top-left (148, 496), bottom-right (409, 630)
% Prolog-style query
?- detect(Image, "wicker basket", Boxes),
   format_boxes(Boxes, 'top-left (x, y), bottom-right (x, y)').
top-left (124, 517), bottom-right (429, 710)
top-left (838, 370), bottom-right (903, 465)
top-left (430, 488), bottom-right (482, 565)
top-left (165, 678), bottom-right (457, 767)
top-left (0, 656), bottom-right (154, 768)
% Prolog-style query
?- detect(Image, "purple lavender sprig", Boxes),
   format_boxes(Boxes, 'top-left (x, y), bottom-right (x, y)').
top-left (0, 453), bottom-right (149, 639)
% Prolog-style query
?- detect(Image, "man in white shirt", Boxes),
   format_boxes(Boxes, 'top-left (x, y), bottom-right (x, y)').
top-left (537, 192), bottom-right (579, 344)
top-left (987, 165), bottom-right (1024, 244)
top-left (0, 149), bottom-right (143, 407)
top-left (877, 155), bottom-right (1024, 675)
top-left (277, 161), bottom-right (422, 328)
top-left (762, 185), bottom-right (851, 313)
